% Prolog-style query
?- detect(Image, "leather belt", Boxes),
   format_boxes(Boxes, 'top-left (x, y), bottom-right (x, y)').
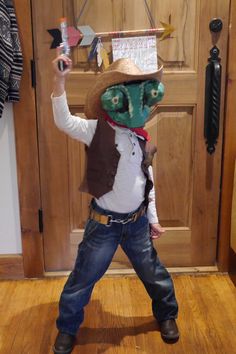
top-left (89, 205), bottom-right (146, 226)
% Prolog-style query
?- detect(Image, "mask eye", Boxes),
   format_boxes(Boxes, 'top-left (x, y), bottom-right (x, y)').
top-left (143, 80), bottom-right (165, 106)
top-left (101, 87), bottom-right (128, 112)
top-left (151, 89), bottom-right (158, 98)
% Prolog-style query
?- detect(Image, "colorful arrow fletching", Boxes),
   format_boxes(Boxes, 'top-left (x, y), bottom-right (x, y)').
top-left (68, 26), bottom-right (82, 47)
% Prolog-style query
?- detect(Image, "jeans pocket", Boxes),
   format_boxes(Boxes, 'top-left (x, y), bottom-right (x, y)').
top-left (137, 215), bottom-right (149, 231)
top-left (84, 219), bottom-right (99, 239)
top-left (132, 216), bottom-right (150, 242)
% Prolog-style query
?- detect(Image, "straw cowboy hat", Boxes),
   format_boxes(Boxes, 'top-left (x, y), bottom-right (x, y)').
top-left (84, 58), bottom-right (163, 119)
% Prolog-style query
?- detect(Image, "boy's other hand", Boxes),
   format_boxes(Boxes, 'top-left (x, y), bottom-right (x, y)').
top-left (150, 223), bottom-right (165, 239)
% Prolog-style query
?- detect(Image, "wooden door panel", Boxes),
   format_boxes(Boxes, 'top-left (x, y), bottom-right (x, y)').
top-left (68, 109), bottom-right (194, 228)
top-left (147, 107), bottom-right (193, 227)
top-left (32, 0), bottom-right (230, 271)
top-left (67, 73), bottom-right (198, 106)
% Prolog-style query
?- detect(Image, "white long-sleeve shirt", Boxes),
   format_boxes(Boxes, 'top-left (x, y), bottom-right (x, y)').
top-left (51, 92), bottom-right (159, 224)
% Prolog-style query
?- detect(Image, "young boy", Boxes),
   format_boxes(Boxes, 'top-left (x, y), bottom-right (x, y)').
top-left (52, 53), bottom-right (179, 354)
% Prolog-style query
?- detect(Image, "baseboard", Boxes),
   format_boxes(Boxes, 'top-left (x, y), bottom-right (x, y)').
top-left (0, 254), bottom-right (24, 279)
top-left (0, 255), bottom-right (220, 280)
top-left (44, 265), bottom-right (220, 278)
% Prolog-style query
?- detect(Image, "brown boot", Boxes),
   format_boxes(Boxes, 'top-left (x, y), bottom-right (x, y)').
top-left (53, 332), bottom-right (76, 354)
top-left (159, 319), bottom-right (179, 343)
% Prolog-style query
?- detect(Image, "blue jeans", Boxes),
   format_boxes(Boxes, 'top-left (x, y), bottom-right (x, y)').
top-left (56, 200), bottom-right (178, 335)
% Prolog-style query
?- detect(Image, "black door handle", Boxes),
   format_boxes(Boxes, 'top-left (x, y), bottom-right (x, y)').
top-left (204, 46), bottom-right (221, 154)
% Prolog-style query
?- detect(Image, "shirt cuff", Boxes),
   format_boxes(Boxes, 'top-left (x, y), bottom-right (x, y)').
top-left (51, 91), bottom-right (66, 100)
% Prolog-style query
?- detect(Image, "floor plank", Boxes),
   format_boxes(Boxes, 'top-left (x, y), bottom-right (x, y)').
top-left (0, 274), bottom-right (235, 354)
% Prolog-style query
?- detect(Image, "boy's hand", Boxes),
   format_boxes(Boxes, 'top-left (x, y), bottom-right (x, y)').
top-left (150, 223), bottom-right (165, 239)
top-left (52, 48), bottom-right (72, 97)
top-left (52, 47), bottom-right (72, 78)
top-left (52, 55), bottom-right (72, 78)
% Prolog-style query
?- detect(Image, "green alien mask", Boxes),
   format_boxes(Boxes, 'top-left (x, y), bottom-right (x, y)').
top-left (100, 80), bottom-right (164, 128)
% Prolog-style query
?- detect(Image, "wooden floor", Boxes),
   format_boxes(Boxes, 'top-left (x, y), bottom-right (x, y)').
top-left (0, 274), bottom-right (236, 354)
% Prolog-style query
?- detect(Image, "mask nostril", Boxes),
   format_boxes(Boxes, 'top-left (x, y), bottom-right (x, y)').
top-left (112, 96), bottom-right (119, 104)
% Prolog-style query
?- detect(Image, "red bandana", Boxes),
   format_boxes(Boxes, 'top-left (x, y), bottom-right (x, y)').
top-left (102, 113), bottom-right (151, 141)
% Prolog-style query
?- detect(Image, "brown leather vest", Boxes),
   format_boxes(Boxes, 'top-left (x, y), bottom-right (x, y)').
top-left (79, 119), bottom-right (157, 206)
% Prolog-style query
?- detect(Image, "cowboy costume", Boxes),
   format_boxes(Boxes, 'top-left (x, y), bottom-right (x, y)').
top-left (51, 57), bottom-right (179, 354)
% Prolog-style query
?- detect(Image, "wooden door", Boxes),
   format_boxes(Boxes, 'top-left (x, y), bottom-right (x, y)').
top-left (32, 0), bottom-right (230, 271)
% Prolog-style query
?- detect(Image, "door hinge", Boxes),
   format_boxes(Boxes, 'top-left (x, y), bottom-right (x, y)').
top-left (30, 59), bottom-right (36, 88)
top-left (38, 209), bottom-right (43, 233)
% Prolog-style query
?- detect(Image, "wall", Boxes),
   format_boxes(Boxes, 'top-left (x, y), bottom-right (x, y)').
top-left (0, 103), bottom-right (22, 254)
top-left (231, 161), bottom-right (236, 253)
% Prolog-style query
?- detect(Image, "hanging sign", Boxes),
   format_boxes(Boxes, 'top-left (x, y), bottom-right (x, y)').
top-left (112, 36), bottom-right (158, 73)
top-left (47, 16), bottom-right (174, 69)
